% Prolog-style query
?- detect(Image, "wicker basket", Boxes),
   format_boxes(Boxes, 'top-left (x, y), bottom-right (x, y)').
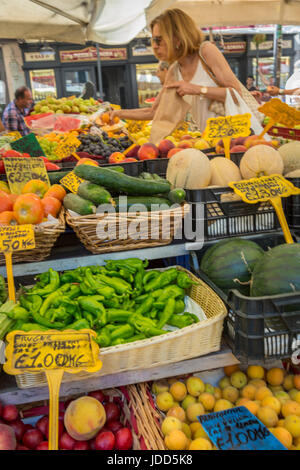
top-left (15, 267), bottom-right (227, 389)
top-left (65, 204), bottom-right (190, 254)
top-left (0, 209), bottom-right (65, 265)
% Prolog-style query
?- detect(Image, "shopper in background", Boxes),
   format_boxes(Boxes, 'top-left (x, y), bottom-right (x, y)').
top-left (246, 75), bottom-right (258, 92)
top-left (156, 61), bottom-right (169, 85)
top-left (2, 86), bottom-right (32, 136)
top-left (267, 85), bottom-right (300, 97)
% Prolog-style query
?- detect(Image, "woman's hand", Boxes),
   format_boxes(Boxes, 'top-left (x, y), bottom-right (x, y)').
top-left (108, 109), bottom-right (122, 123)
top-left (266, 85), bottom-right (280, 96)
top-left (166, 81), bottom-right (200, 97)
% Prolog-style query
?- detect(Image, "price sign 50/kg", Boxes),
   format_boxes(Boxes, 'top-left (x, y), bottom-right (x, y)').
top-left (0, 225), bottom-right (35, 254)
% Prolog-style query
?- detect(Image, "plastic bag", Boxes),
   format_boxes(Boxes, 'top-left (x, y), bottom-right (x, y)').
top-left (25, 113), bottom-right (90, 135)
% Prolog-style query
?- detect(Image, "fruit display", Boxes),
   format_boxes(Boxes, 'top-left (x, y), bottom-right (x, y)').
top-left (6, 260), bottom-right (200, 343)
top-left (31, 96), bottom-right (101, 116)
top-left (152, 365), bottom-right (300, 450)
top-left (76, 131), bottom-right (132, 159)
top-left (200, 238), bottom-right (300, 298)
top-left (0, 390), bottom-right (133, 450)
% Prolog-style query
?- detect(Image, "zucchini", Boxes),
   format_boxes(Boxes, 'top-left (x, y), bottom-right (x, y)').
top-left (139, 172), bottom-right (154, 180)
top-left (74, 164), bottom-right (171, 196)
top-left (114, 196), bottom-right (172, 212)
top-left (107, 166), bottom-right (125, 173)
top-left (48, 171), bottom-right (70, 184)
top-left (63, 193), bottom-right (96, 215)
top-left (168, 188), bottom-right (186, 204)
top-left (77, 182), bottom-right (113, 205)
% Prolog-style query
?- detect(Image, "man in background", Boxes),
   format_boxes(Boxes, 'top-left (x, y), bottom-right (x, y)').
top-left (2, 86), bottom-right (32, 136)
top-left (246, 75), bottom-right (258, 92)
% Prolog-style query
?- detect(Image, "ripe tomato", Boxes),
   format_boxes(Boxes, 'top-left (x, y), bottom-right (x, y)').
top-left (14, 193), bottom-right (44, 225)
top-left (8, 194), bottom-right (19, 206)
top-left (41, 196), bottom-right (61, 218)
top-left (0, 190), bottom-right (13, 213)
top-left (21, 179), bottom-right (49, 198)
top-left (44, 184), bottom-right (66, 202)
top-left (0, 211), bottom-right (18, 226)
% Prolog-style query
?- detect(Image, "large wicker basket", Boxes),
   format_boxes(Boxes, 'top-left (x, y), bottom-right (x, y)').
top-left (15, 267), bottom-right (227, 389)
top-left (0, 209), bottom-right (65, 265)
top-left (66, 204), bottom-right (190, 254)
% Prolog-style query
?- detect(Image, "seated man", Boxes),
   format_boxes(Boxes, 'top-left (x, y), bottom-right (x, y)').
top-left (2, 86), bottom-right (33, 136)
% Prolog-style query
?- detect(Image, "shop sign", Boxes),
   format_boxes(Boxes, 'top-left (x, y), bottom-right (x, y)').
top-left (25, 51), bottom-right (55, 62)
top-left (60, 46), bottom-right (127, 63)
top-left (220, 41), bottom-right (246, 53)
top-left (250, 39), bottom-right (292, 51)
top-left (132, 44), bottom-right (154, 56)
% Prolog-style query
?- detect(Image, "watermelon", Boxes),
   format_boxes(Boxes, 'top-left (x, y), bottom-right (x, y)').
top-left (200, 238), bottom-right (264, 295)
top-left (250, 243), bottom-right (300, 297)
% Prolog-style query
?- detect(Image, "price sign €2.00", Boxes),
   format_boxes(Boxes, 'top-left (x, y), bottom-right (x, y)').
top-left (258, 98), bottom-right (300, 138)
top-left (4, 329), bottom-right (102, 450)
top-left (0, 225), bottom-right (35, 302)
top-left (55, 134), bottom-right (81, 161)
top-left (229, 174), bottom-right (300, 244)
top-left (202, 113), bottom-right (251, 160)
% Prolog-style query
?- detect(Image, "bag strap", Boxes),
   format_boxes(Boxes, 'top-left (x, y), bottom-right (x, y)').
top-left (199, 41), bottom-right (240, 106)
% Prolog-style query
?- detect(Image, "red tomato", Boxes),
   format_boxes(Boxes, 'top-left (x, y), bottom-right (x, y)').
top-left (41, 196), bottom-right (61, 218)
top-left (3, 150), bottom-right (23, 158)
top-left (0, 190), bottom-right (13, 213)
top-left (13, 193), bottom-right (44, 225)
top-left (21, 179), bottom-right (49, 198)
top-left (0, 211), bottom-right (18, 226)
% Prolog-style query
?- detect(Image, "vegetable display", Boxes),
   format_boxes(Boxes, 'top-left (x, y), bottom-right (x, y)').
top-left (6, 260), bottom-right (200, 346)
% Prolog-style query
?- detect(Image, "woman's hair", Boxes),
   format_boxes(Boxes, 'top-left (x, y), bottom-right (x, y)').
top-left (150, 8), bottom-right (205, 63)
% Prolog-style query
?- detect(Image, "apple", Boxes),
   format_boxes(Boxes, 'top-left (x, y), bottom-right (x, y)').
top-left (94, 431), bottom-right (115, 450)
top-left (104, 402), bottom-right (120, 423)
top-left (115, 428), bottom-right (133, 450)
top-left (0, 423), bottom-right (17, 450)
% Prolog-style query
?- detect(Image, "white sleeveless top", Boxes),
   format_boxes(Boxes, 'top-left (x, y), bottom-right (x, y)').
top-left (174, 59), bottom-right (217, 131)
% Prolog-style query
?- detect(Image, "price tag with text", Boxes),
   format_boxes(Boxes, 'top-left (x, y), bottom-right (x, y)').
top-left (55, 135), bottom-right (81, 160)
top-left (60, 171), bottom-right (84, 193)
top-left (4, 157), bottom-right (50, 194)
top-left (4, 329), bottom-right (102, 450)
top-left (11, 132), bottom-right (46, 157)
top-left (6, 131), bottom-right (22, 141)
top-left (229, 174), bottom-right (300, 244)
top-left (198, 406), bottom-right (287, 450)
top-left (258, 98), bottom-right (300, 138)
top-left (202, 113), bottom-right (251, 159)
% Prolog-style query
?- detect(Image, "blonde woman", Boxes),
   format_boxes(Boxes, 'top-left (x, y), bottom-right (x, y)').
top-left (110, 9), bottom-right (242, 130)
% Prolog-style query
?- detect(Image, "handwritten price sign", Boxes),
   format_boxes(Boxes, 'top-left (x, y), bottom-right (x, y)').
top-left (60, 171), bottom-right (84, 193)
top-left (4, 157), bottom-right (49, 194)
top-left (4, 329), bottom-right (102, 450)
top-left (55, 135), bottom-right (81, 160)
top-left (0, 225), bottom-right (35, 254)
top-left (259, 98), bottom-right (300, 128)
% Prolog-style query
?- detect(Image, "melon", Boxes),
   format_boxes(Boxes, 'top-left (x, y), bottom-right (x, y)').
top-left (210, 157), bottom-right (242, 187)
top-left (166, 148), bottom-right (211, 189)
top-left (250, 243), bottom-right (300, 297)
top-left (285, 169), bottom-right (300, 178)
top-left (278, 141), bottom-right (300, 175)
top-left (200, 238), bottom-right (264, 295)
top-left (240, 145), bottom-right (284, 179)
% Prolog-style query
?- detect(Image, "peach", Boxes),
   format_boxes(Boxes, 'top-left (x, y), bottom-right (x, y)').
top-left (180, 134), bottom-right (193, 140)
top-left (177, 140), bottom-right (193, 149)
top-left (158, 139), bottom-right (175, 157)
top-left (167, 148), bottom-right (183, 158)
top-left (108, 152), bottom-right (126, 164)
top-left (137, 143), bottom-right (159, 160)
top-left (244, 135), bottom-right (260, 148)
top-left (125, 145), bottom-right (140, 158)
top-left (0, 424), bottom-right (17, 450)
top-left (232, 136), bottom-right (247, 146)
top-left (64, 396), bottom-right (106, 441)
top-left (230, 145), bottom-right (247, 153)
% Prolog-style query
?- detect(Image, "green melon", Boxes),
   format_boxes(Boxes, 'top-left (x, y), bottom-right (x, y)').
top-left (200, 238), bottom-right (264, 295)
top-left (250, 243), bottom-right (300, 297)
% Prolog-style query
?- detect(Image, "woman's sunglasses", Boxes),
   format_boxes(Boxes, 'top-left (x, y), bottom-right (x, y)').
top-left (151, 36), bottom-right (162, 46)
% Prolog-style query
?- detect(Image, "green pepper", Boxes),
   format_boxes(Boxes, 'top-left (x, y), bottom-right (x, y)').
top-left (156, 298), bottom-right (176, 329)
top-left (32, 311), bottom-right (68, 329)
top-left (149, 309), bottom-right (158, 319)
top-left (8, 306), bottom-right (29, 322)
top-left (66, 319), bottom-right (90, 330)
top-left (133, 269), bottom-right (143, 296)
top-left (174, 299), bottom-right (185, 314)
top-left (34, 271), bottom-right (49, 288)
top-left (110, 324), bottom-right (134, 341)
top-left (107, 309), bottom-right (133, 323)
top-left (60, 268), bottom-right (84, 284)
top-left (105, 258), bottom-right (148, 273)
top-left (39, 291), bottom-right (61, 316)
top-left (144, 269), bottom-right (178, 292)
top-left (167, 313), bottom-right (199, 329)
top-left (97, 274), bottom-right (132, 295)
top-left (28, 269), bottom-right (60, 296)
top-left (96, 328), bottom-right (111, 347)
top-left (142, 270), bottom-right (160, 285)
top-left (177, 272), bottom-right (197, 289)
top-left (157, 285), bottom-right (185, 303)
top-left (103, 297), bottom-right (120, 308)
top-left (77, 297), bottom-right (107, 327)
top-left (111, 338), bottom-right (127, 346)
top-left (18, 323), bottom-right (49, 332)
top-left (139, 325), bottom-right (168, 337)
top-left (128, 313), bottom-right (157, 332)
top-left (135, 297), bottom-right (154, 316)
top-left (0, 276), bottom-right (7, 305)
top-left (126, 334), bottom-right (146, 343)
top-left (22, 294), bottom-right (43, 314)
top-left (82, 310), bottom-right (95, 326)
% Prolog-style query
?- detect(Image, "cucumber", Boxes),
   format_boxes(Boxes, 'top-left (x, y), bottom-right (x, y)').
top-left (107, 166), bottom-right (125, 173)
top-left (168, 188), bottom-right (186, 204)
top-left (63, 193), bottom-right (96, 215)
top-left (114, 196), bottom-right (172, 212)
top-left (77, 182), bottom-right (113, 205)
top-left (74, 164), bottom-right (171, 196)
top-left (48, 171), bottom-right (70, 184)
top-left (139, 172), bottom-right (154, 180)
top-left (152, 173), bottom-right (166, 182)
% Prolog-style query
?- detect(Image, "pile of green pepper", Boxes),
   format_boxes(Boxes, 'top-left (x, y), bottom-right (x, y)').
top-left (6, 259), bottom-right (200, 347)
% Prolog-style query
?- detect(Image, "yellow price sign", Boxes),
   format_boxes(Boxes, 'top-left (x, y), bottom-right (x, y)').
top-left (6, 131), bottom-right (22, 141)
top-left (4, 329), bottom-right (102, 450)
top-left (4, 157), bottom-right (49, 194)
top-left (0, 225), bottom-right (35, 302)
top-left (258, 99), bottom-right (300, 138)
top-left (60, 171), bottom-right (84, 194)
top-left (229, 174), bottom-right (300, 244)
top-left (55, 135), bottom-right (81, 160)
top-left (202, 113), bottom-right (251, 159)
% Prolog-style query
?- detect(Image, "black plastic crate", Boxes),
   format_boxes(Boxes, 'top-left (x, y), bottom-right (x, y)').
top-left (143, 158), bottom-right (169, 177)
top-left (185, 186), bottom-right (280, 241)
top-left (285, 177), bottom-right (300, 232)
top-left (100, 161), bottom-right (144, 177)
top-left (206, 151), bottom-right (244, 167)
top-left (190, 232), bottom-right (300, 364)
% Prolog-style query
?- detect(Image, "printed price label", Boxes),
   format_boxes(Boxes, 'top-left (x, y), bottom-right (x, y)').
top-left (198, 406), bottom-right (287, 450)
top-left (228, 175), bottom-right (300, 203)
top-left (259, 98), bottom-right (300, 128)
top-left (60, 171), bottom-right (84, 193)
top-left (11, 133), bottom-right (46, 157)
top-left (0, 225), bottom-right (35, 253)
top-left (6, 131), bottom-right (22, 140)
top-left (202, 113), bottom-right (251, 144)
top-left (4, 157), bottom-right (50, 194)
top-left (55, 135), bottom-right (81, 160)
top-left (4, 330), bottom-right (102, 375)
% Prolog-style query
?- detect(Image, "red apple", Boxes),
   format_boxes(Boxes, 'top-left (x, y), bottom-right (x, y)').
top-left (73, 440), bottom-right (90, 450)
top-left (104, 402), bottom-right (120, 423)
top-left (36, 441), bottom-right (49, 450)
top-left (137, 143), bottom-right (159, 160)
top-left (94, 431), bottom-right (115, 450)
top-left (59, 432), bottom-right (76, 450)
top-left (88, 390), bottom-right (106, 403)
top-left (2, 405), bottom-right (19, 422)
top-left (107, 420), bottom-right (123, 434)
top-left (9, 420), bottom-right (26, 442)
top-left (36, 416), bottom-right (49, 438)
top-left (22, 429), bottom-right (43, 450)
top-left (17, 445), bottom-right (29, 450)
top-left (115, 428), bottom-right (133, 450)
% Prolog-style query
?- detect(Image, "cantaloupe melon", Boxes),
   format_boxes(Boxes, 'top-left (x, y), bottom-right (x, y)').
top-left (285, 169), bottom-right (300, 178)
top-left (210, 157), bottom-right (242, 187)
top-left (166, 148), bottom-right (211, 189)
top-left (240, 145), bottom-right (284, 179)
top-left (278, 141), bottom-right (300, 175)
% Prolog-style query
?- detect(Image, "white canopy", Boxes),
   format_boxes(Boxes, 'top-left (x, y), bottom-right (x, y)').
top-left (1, 0), bottom-right (300, 45)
